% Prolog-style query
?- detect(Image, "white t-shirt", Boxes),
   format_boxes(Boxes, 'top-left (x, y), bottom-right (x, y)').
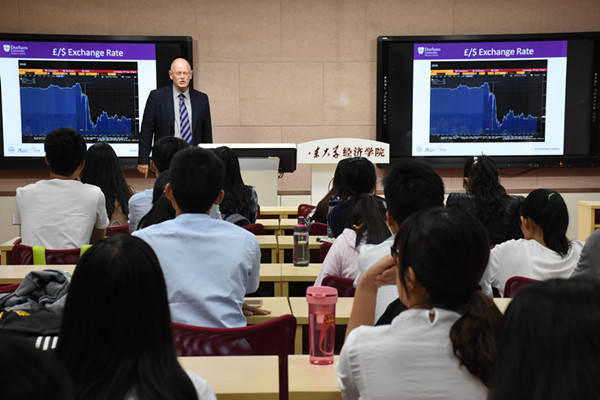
top-left (13, 179), bottom-right (109, 249)
top-left (337, 308), bottom-right (488, 400)
top-left (315, 228), bottom-right (365, 286)
top-left (480, 238), bottom-right (584, 297)
top-left (354, 235), bottom-right (398, 322)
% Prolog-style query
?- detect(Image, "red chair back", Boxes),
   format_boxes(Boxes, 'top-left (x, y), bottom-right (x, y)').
top-left (297, 204), bottom-right (315, 218)
top-left (504, 276), bottom-right (539, 298)
top-left (321, 275), bottom-right (356, 297)
top-left (309, 222), bottom-right (327, 236)
top-left (242, 223), bottom-right (266, 235)
top-left (106, 225), bottom-right (130, 237)
top-left (172, 314), bottom-right (296, 400)
top-left (0, 283), bottom-right (20, 294)
top-left (319, 241), bottom-right (333, 263)
top-left (11, 244), bottom-right (82, 265)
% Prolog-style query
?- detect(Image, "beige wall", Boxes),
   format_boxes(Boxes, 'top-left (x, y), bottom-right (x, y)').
top-left (2, 0), bottom-right (600, 193)
top-left (1, 0), bottom-right (600, 242)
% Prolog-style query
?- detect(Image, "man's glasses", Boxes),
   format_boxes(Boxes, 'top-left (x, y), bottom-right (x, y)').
top-left (172, 71), bottom-right (191, 77)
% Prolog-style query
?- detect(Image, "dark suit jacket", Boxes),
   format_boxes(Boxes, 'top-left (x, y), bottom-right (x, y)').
top-left (138, 85), bottom-right (212, 164)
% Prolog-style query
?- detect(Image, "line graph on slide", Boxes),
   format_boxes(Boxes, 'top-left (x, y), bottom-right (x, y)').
top-left (18, 60), bottom-right (139, 143)
top-left (429, 60), bottom-right (547, 142)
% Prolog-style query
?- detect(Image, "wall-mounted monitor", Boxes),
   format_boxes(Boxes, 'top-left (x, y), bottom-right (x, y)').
top-left (377, 32), bottom-right (600, 168)
top-left (0, 33), bottom-right (192, 169)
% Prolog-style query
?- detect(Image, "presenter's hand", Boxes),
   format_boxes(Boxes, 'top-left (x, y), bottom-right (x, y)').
top-left (137, 164), bottom-right (149, 178)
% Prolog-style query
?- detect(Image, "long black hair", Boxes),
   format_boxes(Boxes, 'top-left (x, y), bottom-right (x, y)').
top-left (349, 192), bottom-right (391, 247)
top-left (212, 146), bottom-right (254, 218)
top-left (463, 155), bottom-right (507, 224)
top-left (80, 142), bottom-right (133, 220)
top-left (491, 278), bottom-right (600, 400)
top-left (520, 188), bottom-right (570, 256)
top-left (393, 207), bottom-right (502, 387)
top-left (56, 235), bottom-right (199, 400)
top-left (312, 158), bottom-right (351, 222)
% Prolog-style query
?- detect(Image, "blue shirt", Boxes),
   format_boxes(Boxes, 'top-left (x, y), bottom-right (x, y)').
top-left (133, 213), bottom-right (261, 327)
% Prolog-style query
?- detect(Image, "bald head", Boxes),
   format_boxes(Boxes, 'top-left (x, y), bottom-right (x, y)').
top-left (169, 58), bottom-right (193, 93)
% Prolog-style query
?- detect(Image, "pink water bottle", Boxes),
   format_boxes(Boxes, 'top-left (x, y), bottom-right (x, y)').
top-left (306, 286), bottom-right (338, 364)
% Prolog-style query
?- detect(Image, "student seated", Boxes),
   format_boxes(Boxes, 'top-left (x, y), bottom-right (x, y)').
top-left (337, 208), bottom-right (502, 399)
top-left (213, 146), bottom-right (258, 225)
top-left (491, 278), bottom-right (600, 400)
top-left (137, 171), bottom-right (175, 230)
top-left (133, 147), bottom-right (262, 327)
top-left (128, 136), bottom-right (188, 232)
top-left (56, 235), bottom-right (216, 400)
top-left (307, 158), bottom-right (351, 224)
top-left (480, 188), bottom-right (583, 297)
top-left (354, 160), bottom-right (445, 323)
top-left (446, 155), bottom-right (523, 245)
top-left (328, 157), bottom-right (386, 238)
top-left (80, 142), bottom-right (135, 227)
top-left (13, 127), bottom-right (109, 249)
top-left (314, 192), bottom-right (391, 286)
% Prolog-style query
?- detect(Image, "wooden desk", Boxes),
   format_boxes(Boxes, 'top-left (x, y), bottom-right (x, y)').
top-left (260, 206), bottom-right (298, 220)
top-left (288, 297), bottom-right (353, 354)
top-left (494, 297), bottom-right (512, 313)
top-left (255, 218), bottom-right (281, 235)
top-left (277, 236), bottom-right (325, 263)
top-left (178, 355), bottom-right (341, 400)
top-left (256, 235), bottom-right (279, 263)
top-left (0, 238), bottom-right (18, 265)
top-left (259, 263), bottom-right (282, 296)
top-left (179, 355), bottom-right (279, 400)
top-left (245, 296), bottom-right (292, 325)
top-left (280, 263), bottom-right (322, 297)
top-left (288, 355), bottom-right (340, 400)
top-left (0, 265), bottom-right (76, 284)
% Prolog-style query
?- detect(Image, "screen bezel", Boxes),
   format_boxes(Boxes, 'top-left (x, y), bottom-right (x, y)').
top-left (0, 32), bottom-right (193, 169)
top-left (377, 32), bottom-right (600, 169)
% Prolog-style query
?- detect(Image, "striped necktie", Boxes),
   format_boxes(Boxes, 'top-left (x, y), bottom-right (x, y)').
top-left (179, 93), bottom-right (192, 144)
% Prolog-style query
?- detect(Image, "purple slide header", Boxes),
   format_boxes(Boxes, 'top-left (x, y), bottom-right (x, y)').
top-left (0, 41), bottom-right (155, 60)
top-left (414, 40), bottom-right (567, 60)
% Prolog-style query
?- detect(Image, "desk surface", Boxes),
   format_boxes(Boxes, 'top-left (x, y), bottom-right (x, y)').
top-left (288, 355), bottom-right (340, 400)
top-left (256, 235), bottom-right (278, 248)
top-left (289, 297), bottom-right (353, 325)
top-left (0, 264), bottom-right (76, 283)
top-left (259, 206), bottom-right (298, 218)
top-left (178, 355), bottom-right (341, 400)
top-left (179, 355), bottom-right (279, 400)
top-left (281, 263), bottom-right (322, 282)
top-left (245, 297), bottom-right (292, 325)
top-left (278, 235), bottom-right (327, 249)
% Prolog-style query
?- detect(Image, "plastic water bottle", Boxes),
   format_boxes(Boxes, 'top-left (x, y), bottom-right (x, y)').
top-left (293, 217), bottom-right (310, 266)
top-left (327, 196), bottom-right (339, 238)
top-left (306, 286), bottom-right (338, 364)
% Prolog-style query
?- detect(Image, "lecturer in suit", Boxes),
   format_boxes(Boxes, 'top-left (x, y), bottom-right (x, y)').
top-left (137, 58), bottom-right (212, 177)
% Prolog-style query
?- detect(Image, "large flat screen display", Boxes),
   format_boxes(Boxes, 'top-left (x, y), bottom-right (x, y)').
top-left (0, 34), bottom-right (192, 168)
top-left (378, 32), bottom-right (600, 168)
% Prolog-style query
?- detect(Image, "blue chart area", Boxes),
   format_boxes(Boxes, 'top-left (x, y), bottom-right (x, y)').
top-left (430, 82), bottom-right (539, 138)
top-left (20, 83), bottom-right (132, 136)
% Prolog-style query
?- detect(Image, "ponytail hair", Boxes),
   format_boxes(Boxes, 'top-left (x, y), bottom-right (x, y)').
top-left (349, 192), bottom-right (391, 247)
top-left (393, 207), bottom-right (502, 386)
top-left (520, 189), bottom-right (570, 256)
